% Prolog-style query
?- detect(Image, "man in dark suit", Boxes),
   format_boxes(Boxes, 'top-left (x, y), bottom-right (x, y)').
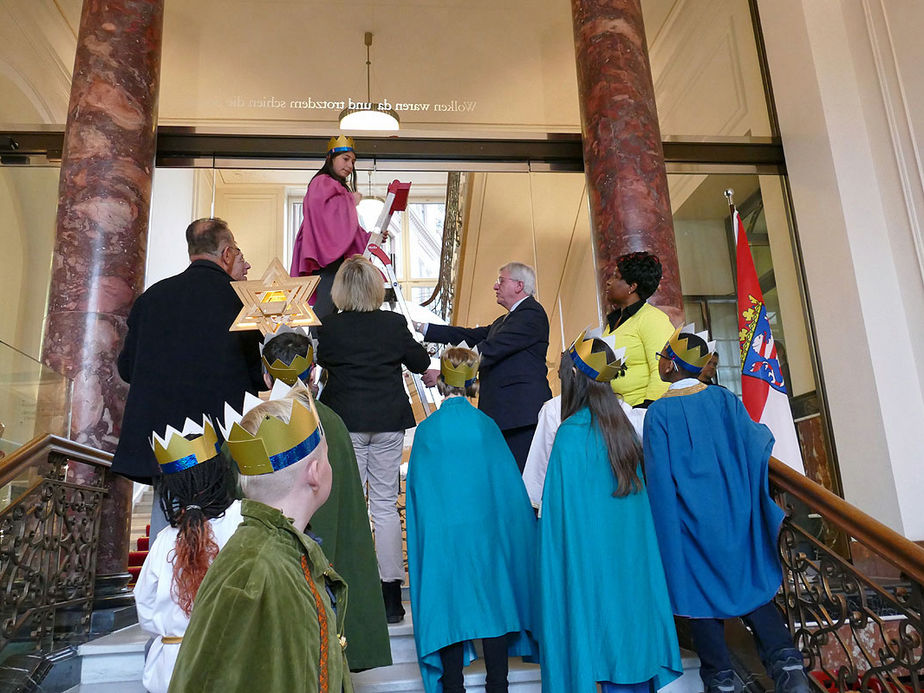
top-left (417, 261), bottom-right (552, 472)
top-left (112, 218), bottom-right (264, 537)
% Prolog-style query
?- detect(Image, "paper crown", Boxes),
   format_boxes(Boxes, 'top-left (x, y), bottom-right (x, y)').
top-left (327, 135), bottom-right (355, 154)
top-left (569, 327), bottom-right (628, 382)
top-left (663, 323), bottom-right (717, 374)
top-left (440, 342), bottom-right (480, 388)
top-left (218, 380), bottom-right (323, 476)
top-left (150, 416), bottom-right (221, 474)
top-left (260, 327), bottom-right (314, 386)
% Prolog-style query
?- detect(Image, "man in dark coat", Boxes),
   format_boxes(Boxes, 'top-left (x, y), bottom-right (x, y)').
top-left (417, 261), bottom-right (552, 471)
top-left (112, 218), bottom-right (263, 536)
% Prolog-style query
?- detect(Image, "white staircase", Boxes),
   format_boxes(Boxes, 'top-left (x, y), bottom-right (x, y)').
top-left (65, 598), bottom-right (703, 693)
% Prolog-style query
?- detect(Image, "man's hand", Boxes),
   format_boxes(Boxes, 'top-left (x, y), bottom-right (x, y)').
top-left (412, 321), bottom-right (426, 335)
top-left (422, 369), bottom-right (440, 387)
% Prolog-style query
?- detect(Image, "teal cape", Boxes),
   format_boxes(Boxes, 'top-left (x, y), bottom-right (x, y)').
top-left (538, 407), bottom-right (681, 693)
top-left (643, 385), bottom-right (784, 619)
top-left (406, 396), bottom-right (538, 693)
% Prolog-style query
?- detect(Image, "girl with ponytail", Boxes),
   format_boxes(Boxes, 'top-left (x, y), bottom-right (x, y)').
top-left (134, 424), bottom-right (242, 693)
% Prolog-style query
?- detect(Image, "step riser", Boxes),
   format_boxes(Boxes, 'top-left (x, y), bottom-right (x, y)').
top-left (80, 652), bottom-right (145, 684)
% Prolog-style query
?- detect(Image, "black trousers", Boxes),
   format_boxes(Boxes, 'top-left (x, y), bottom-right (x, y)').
top-left (688, 601), bottom-right (795, 684)
top-left (439, 635), bottom-right (509, 693)
top-left (502, 424), bottom-right (536, 474)
top-left (311, 257), bottom-right (344, 323)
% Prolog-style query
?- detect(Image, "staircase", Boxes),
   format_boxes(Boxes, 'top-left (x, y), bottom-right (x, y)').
top-left (65, 587), bottom-right (703, 692)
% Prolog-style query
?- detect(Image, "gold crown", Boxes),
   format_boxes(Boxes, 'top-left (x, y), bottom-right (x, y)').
top-left (569, 327), bottom-right (628, 382)
top-left (150, 416), bottom-right (220, 474)
top-left (219, 381), bottom-right (323, 476)
top-left (262, 351), bottom-right (313, 386)
top-left (440, 342), bottom-right (480, 388)
top-left (664, 323), bottom-right (716, 374)
top-left (327, 135), bottom-right (355, 154)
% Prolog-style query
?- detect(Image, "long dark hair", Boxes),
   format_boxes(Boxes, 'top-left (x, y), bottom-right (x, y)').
top-left (156, 454), bottom-right (234, 616)
top-left (311, 151), bottom-right (356, 192)
top-left (560, 350), bottom-right (643, 497)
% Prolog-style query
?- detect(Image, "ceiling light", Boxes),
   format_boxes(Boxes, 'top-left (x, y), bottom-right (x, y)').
top-left (339, 32), bottom-right (400, 132)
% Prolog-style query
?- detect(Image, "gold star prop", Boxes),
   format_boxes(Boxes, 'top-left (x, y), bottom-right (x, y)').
top-left (229, 259), bottom-right (321, 335)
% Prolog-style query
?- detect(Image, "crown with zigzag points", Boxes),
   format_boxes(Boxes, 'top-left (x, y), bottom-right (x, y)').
top-left (440, 342), bottom-right (480, 388)
top-left (260, 327), bottom-right (314, 386)
top-left (150, 416), bottom-right (221, 474)
top-left (327, 135), bottom-right (355, 154)
top-left (218, 380), bottom-right (323, 476)
top-left (569, 327), bottom-right (628, 382)
top-left (663, 323), bottom-right (717, 374)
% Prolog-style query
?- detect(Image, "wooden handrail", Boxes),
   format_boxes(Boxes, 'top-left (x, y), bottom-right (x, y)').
top-left (0, 433), bottom-right (112, 488)
top-left (769, 456), bottom-right (924, 585)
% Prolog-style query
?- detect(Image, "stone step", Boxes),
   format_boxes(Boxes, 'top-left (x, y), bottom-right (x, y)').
top-left (353, 659), bottom-right (542, 693)
top-left (76, 624), bottom-right (147, 685)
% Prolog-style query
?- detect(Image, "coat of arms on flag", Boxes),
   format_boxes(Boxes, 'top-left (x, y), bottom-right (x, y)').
top-left (728, 191), bottom-right (806, 474)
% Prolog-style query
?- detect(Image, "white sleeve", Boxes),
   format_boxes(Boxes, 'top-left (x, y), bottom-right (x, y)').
top-left (522, 396), bottom-right (562, 508)
top-left (622, 400), bottom-right (647, 442)
top-left (133, 533), bottom-right (169, 636)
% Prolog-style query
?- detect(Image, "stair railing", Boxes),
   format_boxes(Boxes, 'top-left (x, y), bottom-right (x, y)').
top-left (770, 457), bottom-right (924, 693)
top-left (0, 434), bottom-right (112, 655)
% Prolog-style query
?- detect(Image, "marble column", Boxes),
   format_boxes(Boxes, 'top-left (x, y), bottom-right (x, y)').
top-left (42, 0), bottom-right (165, 575)
top-left (571, 0), bottom-right (684, 325)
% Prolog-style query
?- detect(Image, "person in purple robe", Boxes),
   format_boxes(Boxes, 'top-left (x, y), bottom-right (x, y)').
top-left (290, 135), bottom-right (370, 320)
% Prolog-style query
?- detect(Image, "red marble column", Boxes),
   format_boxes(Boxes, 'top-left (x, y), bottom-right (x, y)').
top-left (42, 0), bottom-right (165, 575)
top-left (571, 0), bottom-right (684, 325)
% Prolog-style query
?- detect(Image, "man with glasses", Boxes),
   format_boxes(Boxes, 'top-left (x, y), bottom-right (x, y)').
top-left (113, 218), bottom-right (264, 538)
top-left (416, 261), bottom-right (552, 472)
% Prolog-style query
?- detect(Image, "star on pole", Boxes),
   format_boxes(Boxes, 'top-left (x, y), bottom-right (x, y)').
top-left (229, 258), bottom-right (321, 335)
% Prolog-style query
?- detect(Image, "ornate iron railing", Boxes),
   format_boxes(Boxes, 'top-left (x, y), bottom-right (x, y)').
top-left (770, 457), bottom-right (924, 693)
top-left (0, 435), bottom-right (112, 656)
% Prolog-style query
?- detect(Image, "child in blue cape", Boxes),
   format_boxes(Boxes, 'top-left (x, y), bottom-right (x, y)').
top-left (643, 324), bottom-right (809, 693)
top-left (537, 328), bottom-right (682, 693)
top-left (406, 345), bottom-right (538, 693)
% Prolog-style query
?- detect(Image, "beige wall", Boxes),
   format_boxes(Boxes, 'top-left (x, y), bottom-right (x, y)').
top-left (759, 0), bottom-right (924, 538)
top-left (455, 172), bottom-right (599, 395)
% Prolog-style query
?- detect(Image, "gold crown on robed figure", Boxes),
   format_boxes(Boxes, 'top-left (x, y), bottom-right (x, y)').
top-left (218, 381), bottom-right (323, 476)
top-left (664, 323), bottom-right (717, 374)
top-left (327, 135), bottom-right (355, 154)
top-left (568, 327), bottom-right (628, 383)
top-left (440, 342), bottom-right (480, 388)
top-left (150, 416), bottom-right (221, 474)
top-left (261, 351), bottom-right (313, 386)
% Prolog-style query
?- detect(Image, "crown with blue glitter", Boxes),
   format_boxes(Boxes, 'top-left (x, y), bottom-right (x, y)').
top-left (218, 381), bottom-right (323, 476)
top-left (663, 323), bottom-right (716, 374)
top-left (327, 135), bottom-right (355, 154)
top-left (150, 416), bottom-right (221, 474)
top-left (569, 327), bottom-right (628, 382)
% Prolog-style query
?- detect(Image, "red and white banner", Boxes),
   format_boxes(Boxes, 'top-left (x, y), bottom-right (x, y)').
top-left (734, 208), bottom-right (805, 474)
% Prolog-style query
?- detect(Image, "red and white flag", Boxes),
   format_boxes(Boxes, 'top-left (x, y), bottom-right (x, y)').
top-left (733, 207), bottom-right (805, 474)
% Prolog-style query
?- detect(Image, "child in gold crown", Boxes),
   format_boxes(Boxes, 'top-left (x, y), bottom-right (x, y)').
top-left (643, 325), bottom-right (808, 693)
top-left (169, 385), bottom-right (352, 692)
top-left (134, 418), bottom-right (242, 693)
top-left (406, 345), bottom-right (538, 693)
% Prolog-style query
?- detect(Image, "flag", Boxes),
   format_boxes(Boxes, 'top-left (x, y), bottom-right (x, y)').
top-left (733, 207), bottom-right (805, 474)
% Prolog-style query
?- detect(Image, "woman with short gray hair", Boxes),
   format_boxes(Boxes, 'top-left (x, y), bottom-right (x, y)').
top-left (316, 255), bottom-right (431, 623)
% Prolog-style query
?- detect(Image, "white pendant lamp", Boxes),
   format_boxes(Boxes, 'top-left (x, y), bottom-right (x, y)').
top-left (339, 32), bottom-right (400, 131)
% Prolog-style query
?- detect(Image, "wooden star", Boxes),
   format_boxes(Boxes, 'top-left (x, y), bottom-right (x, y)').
top-left (229, 259), bottom-right (321, 335)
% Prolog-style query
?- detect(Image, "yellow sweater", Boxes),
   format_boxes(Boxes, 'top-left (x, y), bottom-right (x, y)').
top-left (603, 302), bottom-right (675, 406)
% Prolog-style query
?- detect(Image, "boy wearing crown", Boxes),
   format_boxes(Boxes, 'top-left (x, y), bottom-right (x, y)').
top-left (261, 329), bottom-right (392, 671)
top-left (643, 326), bottom-right (808, 693)
top-left (168, 385), bottom-right (353, 692)
top-left (406, 344), bottom-right (537, 693)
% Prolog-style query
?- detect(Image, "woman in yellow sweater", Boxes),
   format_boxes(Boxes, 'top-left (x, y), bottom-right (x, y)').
top-left (602, 252), bottom-right (676, 407)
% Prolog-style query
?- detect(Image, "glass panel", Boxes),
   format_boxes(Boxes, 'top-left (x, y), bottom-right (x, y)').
top-left (407, 203), bottom-right (444, 280)
top-left (0, 166), bottom-right (60, 360)
top-left (0, 340), bottom-right (72, 459)
top-left (646, 0), bottom-right (774, 138)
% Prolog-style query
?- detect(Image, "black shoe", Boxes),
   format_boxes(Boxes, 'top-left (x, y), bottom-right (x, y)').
top-left (769, 649), bottom-right (810, 693)
top-left (706, 669), bottom-right (744, 693)
top-left (381, 580), bottom-right (405, 624)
